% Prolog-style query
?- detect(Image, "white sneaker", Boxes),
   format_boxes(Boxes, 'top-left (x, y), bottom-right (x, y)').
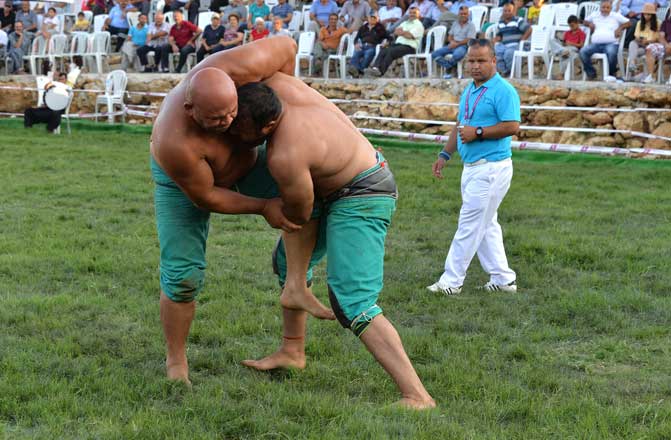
top-left (480, 280), bottom-right (517, 293)
top-left (604, 75), bottom-right (617, 82)
top-left (642, 74), bottom-right (654, 84)
top-left (426, 282), bottom-right (462, 295)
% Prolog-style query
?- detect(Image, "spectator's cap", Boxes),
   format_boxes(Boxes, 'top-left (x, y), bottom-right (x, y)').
top-left (642, 2), bottom-right (656, 14)
top-left (211, 12), bottom-right (220, 19)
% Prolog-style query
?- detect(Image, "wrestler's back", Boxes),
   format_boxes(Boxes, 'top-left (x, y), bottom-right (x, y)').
top-left (265, 73), bottom-right (377, 197)
top-left (150, 84), bottom-right (257, 189)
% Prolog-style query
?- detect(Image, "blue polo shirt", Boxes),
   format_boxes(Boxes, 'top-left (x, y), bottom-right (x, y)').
top-left (310, 0), bottom-right (339, 25)
top-left (457, 73), bottom-right (520, 164)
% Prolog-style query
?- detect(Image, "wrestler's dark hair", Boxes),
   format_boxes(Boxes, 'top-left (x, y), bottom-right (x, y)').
top-left (236, 82), bottom-right (283, 131)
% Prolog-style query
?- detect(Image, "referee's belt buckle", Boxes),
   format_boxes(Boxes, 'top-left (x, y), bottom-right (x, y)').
top-left (465, 158), bottom-right (488, 167)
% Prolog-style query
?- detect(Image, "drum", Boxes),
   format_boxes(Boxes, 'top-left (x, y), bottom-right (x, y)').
top-left (44, 82), bottom-right (71, 111)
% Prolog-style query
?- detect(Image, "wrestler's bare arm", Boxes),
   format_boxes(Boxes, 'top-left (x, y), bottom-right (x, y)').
top-left (267, 145), bottom-right (315, 225)
top-left (194, 36), bottom-right (297, 85)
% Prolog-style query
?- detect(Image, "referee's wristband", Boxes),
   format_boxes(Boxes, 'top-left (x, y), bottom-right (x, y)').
top-left (438, 151), bottom-right (451, 161)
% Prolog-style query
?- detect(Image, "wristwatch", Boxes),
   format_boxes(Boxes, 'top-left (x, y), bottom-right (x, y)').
top-left (476, 126), bottom-right (484, 140)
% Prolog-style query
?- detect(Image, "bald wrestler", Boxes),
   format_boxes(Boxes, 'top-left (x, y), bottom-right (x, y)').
top-left (231, 76), bottom-right (436, 410)
top-left (150, 37), bottom-right (333, 385)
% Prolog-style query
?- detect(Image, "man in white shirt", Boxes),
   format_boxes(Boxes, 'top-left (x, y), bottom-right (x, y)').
top-left (378, 0), bottom-right (401, 31)
top-left (364, 6), bottom-right (423, 76)
top-left (579, 0), bottom-right (630, 80)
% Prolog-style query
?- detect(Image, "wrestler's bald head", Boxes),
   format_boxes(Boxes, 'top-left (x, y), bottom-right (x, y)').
top-left (184, 68), bottom-right (238, 132)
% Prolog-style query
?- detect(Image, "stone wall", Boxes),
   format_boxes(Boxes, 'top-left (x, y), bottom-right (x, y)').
top-left (1, 74), bottom-right (670, 149)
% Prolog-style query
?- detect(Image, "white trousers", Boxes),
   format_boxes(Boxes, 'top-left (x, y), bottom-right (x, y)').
top-left (438, 158), bottom-right (516, 287)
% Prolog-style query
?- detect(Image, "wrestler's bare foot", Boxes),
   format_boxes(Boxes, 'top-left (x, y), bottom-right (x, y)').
top-left (242, 349), bottom-right (306, 371)
top-left (166, 361), bottom-right (192, 386)
top-left (280, 286), bottom-right (335, 320)
top-left (394, 397), bottom-right (437, 410)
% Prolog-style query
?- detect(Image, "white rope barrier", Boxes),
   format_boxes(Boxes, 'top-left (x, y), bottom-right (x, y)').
top-left (351, 114), bottom-right (671, 142)
top-left (359, 128), bottom-right (671, 158)
top-left (0, 110), bottom-right (124, 119)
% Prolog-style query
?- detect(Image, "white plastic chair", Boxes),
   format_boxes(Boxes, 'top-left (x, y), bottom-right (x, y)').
top-left (488, 6), bottom-right (502, 27)
top-left (95, 69), bottom-right (127, 123)
top-left (302, 4), bottom-right (311, 31)
top-left (67, 32), bottom-right (90, 62)
top-left (85, 31), bottom-right (111, 73)
top-left (288, 11), bottom-right (302, 35)
top-left (93, 14), bottom-right (108, 33)
top-left (537, 4), bottom-right (555, 27)
top-left (403, 25), bottom-right (446, 78)
top-left (547, 25), bottom-right (589, 80)
top-left (164, 11), bottom-right (175, 25)
top-left (551, 2), bottom-right (578, 31)
top-left (25, 35), bottom-right (49, 75)
top-left (127, 11), bottom-right (141, 28)
top-left (510, 24), bottom-right (553, 80)
top-left (657, 53), bottom-right (671, 83)
top-left (582, 30), bottom-right (626, 80)
top-left (83, 10), bottom-right (93, 25)
top-left (294, 31), bottom-right (315, 76)
top-left (657, 5), bottom-right (669, 21)
top-left (324, 32), bottom-right (354, 79)
top-left (578, 2), bottom-right (599, 20)
top-left (469, 5), bottom-right (488, 33)
top-left (47, 34), bottom-right (69, 70)
top-left (197, 10), bottom-right (214, 28)
top-left (35, 75), bottom-right (52, 107)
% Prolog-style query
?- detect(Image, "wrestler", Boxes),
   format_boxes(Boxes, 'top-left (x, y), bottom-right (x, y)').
top-left (150, 37), bottom-right (333, 385)
top-left (232, 76), bottom-right (436, 410)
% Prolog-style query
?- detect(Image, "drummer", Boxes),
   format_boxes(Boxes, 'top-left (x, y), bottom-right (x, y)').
top-left (24, 71), bottom-right (70, 134)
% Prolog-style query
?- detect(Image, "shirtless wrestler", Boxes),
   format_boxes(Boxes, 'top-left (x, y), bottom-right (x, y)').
top-left (231, 75), bottom-right (436, 409)
top-left (149, 37), bottom-right (333, 385)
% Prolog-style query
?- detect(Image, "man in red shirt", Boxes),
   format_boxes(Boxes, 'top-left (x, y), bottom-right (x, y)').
top-left (169, 10), bottom-right (202, 72)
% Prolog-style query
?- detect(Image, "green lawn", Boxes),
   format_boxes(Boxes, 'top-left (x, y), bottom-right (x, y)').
top-left (1, 121), bottom-right (671, 439)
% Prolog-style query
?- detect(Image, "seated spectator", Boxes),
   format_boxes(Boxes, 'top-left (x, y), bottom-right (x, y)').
top-left (7, 20), bottom-right (29, 72)
top-left (348, 11), bottom-right (387, 76)
top-left (431, 0), bottom-right (473, 29)
top-left (251, 16), bottom-right (269, 40)
top-left (71, 11), bottom-right (90, 31)
top-left (643, 8), bottom-right (671, 82)
top-left (137, 11), bottom-right (171, 72)
top-left (627, 3), bottom-right (659, 80)
top-left (1, 2), bottom-right (15, 33)
top-left (580, 0), bottom-right (630, 80)
top-left (364, 5), bottom-right (424, 76)
top-left (220, 12), bottom-right (243, 48)
top-left (549, 15), bottom-right (586, 79)
top-left (121, 12), bottom-right (147, 70)
top-left (222, 0), bottom-right (248, 28)
top-left (15, 0), bottom-right (37, 34)
top-left (313, 12), bottom-right (347, 74)
top-left (129, 0), bottom-right (149, 16)
top-left (269, 0), bottom-right (293, 28)
top-left (514, 0), bottom-right (527, 21)
top-left (104, 0), bottom-right (137, 52)
top-left (339, 0), bottom-right (371, 31)
top-left (268, 15), bottom-right (292, 37)
top-left (196, 12), bottom-right (225, 62)
top-left (309, 0), bottom-right (339, 33)
top-left (391, 0), bottom-right (435, 31)
top-left (378, 0), bottom-right (402, 31)
top-left (168, 9), bottom-right (201, 73)
top-left (494, 2), bottom-right (530, 76)
top-left (40, 7), bottom-right (60, 39)
top-left (166, 0), bottom-right (199, 25)
top-left (247, 0), bottom-right (269, 31)
top-left (24, 70), bottom-right (68, 134)
top-left (527, 0), bottom-right (541, 24)
top-left (431, 5), bottom-right (475, 78)
top-left (619, 0), bottom-right (667, 49)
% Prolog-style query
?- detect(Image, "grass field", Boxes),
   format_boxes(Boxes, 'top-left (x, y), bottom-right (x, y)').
top-left (1, 120), bottom-right (671, 439)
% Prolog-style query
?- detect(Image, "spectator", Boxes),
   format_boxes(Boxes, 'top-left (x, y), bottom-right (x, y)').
top-left (269, 0), bottom-right (293, 28)
top-left (268, 15), bottom-right (292, 37)
top-left (431, 5), bottom-right (475, 78)
top-left (1, 2), bottom-right (15, 33)
top-left (378, 0), bottom-right (401, 31)
top-left (348, 11), bottom-right (387, 76)
top-left (247, 0), bottom-right (269, 30)
top-left (313, 12), bottom-right (347, 74)
top-left (549, 14), bottom-right (586, 79)
top-left (364, 5), bottom-right (424, 76)
top-left (219, 12), bottom-right (243, 48)
top-left (251, 16), bottom-right (269, 40)
top-left (209, 0), bottom-right (227, 13)
top-left (0, 27), bottom-right (6, 60)
top-left (222, 0), bottom-right (247, 26)
top-left (137, 11), bottom-right (171, 72)
top-left (104, 0), bottom-right (137, 52)
top-left (129, 0), bottom-right (149, 16)
top-left (71, 11), bottom-right (90, 31)
top-left (339, 0), bottom-right (372, 31)
top-left (168, 9), bottom-right (201, 73)
top-left (169, 0), bottom-right (199, 25)
top-left (309, 0), bottom-right (339, 32)
top-left (121, 12), bottom-right (147, 70)
top-left (643, 8), bottom-right (671, 82)
top-left (15, 1), bottom-right (38, 34)
top-left (392, 0), bottom-right (436, 31)
top-left (432, 0), bottom-right (473, 29)
top-left (527, 0), bottom-right (541, 25)
top-left (7, 19), bottom-right (28, 72)
top-left (627, 3), bottom-right (659, 79)
top-left (91, 0), bottom-right (107, 15)
top-left (24, 71), bottom-right (68, 133)
top-left (580, 0), bottom-right (630, 81)
top-left (196, 12), bottom-right (225, 62)
top-left (619, 0), bottom-right (668, 48)
top-left (40, 7), bottom-right (60, 39)
top-left (494, 2), bottom-right (530, 76)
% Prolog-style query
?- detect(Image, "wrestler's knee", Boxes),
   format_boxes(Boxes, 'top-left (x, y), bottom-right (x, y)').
top-left (160, 266), bottom-right (205, 302)
top-left (327, 284), bottom-right (382, 337)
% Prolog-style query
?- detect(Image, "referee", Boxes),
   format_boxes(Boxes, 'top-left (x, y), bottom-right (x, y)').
top-left (427, 38), bottom-right (518, 296)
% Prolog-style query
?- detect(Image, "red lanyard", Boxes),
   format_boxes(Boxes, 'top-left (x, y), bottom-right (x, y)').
top-left (464, 86), bottom-right (487, 121)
